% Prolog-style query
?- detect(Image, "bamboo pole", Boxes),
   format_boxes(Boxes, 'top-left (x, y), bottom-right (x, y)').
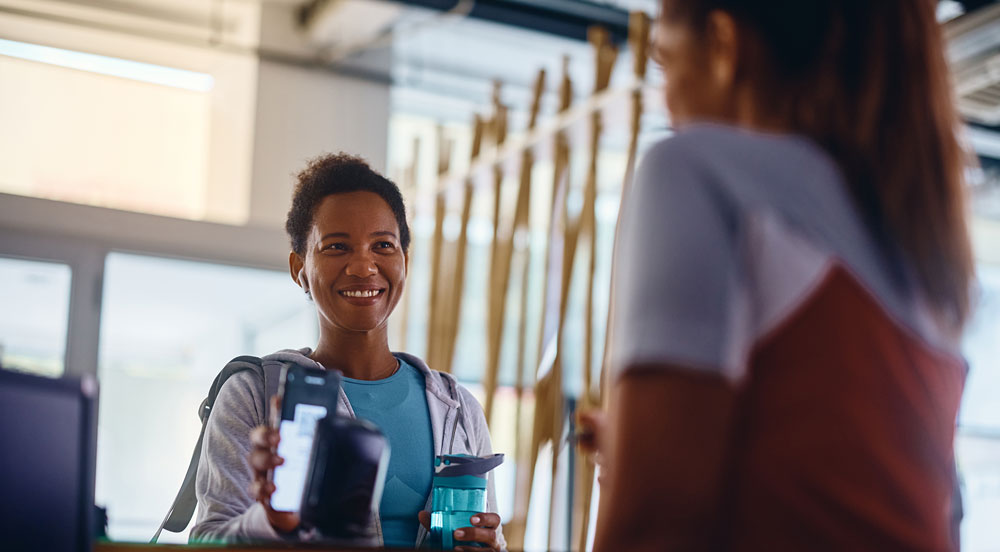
top-left (540, 36), bottom-right (617, 536)
top-left (575, 25), bottom-right (619, 409)
top-left (511, 68), bottom-right (547, 481)
top-left (506, 57), bottom-right (573, 552)
top-left (597, 10), bottom-right (650, 395)
top-left (570, 25), bottom-right (620, 552)
top-left (545, 50), bottom-right (598, 547)
top-left (426, 127), bottom-right (453, 370)
top-left (484, 81), bottom-right (509, 424)
top-left (621, 11), bottom-right (651, 201)
top-left (484, 73), bottom-right (543, 425)
top-left (487, 81), bottom-right (508, 299)
top-left (397, 137), bottom-right (420, 351)
top-left (534, 55), bottom-right (574, 370)
top-left (573, 14), bottom-right (649, 551)
top-left (436, 116), bottom-right (485, 372)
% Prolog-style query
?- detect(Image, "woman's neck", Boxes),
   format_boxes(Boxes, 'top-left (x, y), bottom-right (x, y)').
top-left (310, 328), bottom-right (397, 381)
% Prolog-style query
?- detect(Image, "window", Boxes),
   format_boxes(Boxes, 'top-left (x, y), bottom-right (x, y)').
top-left (0, 40), bottom-right (231, 222)
top-left (958, 263), bottom-right (1000, 551)
top-left (0, 256), bottom-right (71, 377)
top-left (95, 252), bottom-right (317, 543)
top-left (961, 263), bottom-right (1000, 429)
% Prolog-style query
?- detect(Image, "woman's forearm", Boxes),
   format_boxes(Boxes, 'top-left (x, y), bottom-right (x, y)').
top-left (593, 367), bottom-right (737, 552)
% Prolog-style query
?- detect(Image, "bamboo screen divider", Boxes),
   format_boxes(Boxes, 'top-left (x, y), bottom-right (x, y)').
top-left (413, 11), bottom-right (653, 550)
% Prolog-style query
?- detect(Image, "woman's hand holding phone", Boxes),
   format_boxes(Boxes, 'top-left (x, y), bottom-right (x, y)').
top-left (248, 395), bottom-right (300, 533)
top-left (575, 408), bottom-right (608, 485)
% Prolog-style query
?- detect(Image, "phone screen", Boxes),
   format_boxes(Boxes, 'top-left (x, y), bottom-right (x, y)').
top-left (270, 366), bottom-right (340, 512)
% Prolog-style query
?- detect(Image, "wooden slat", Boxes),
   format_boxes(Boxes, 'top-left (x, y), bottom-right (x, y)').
top-left (425, 127), bottom-right (452, 370)
top-left (506, 56), bottom-right (574, 552)
top-left (574, 13), bottom-right (650, 552)
top-left (510, 68), bottom-right (547, 484)
top-left (568, 23), bottom-right (626, 552)
top-left (484, 81), bottom-right (509, 424)
top-left (433, 116), bottom-right (484, 372)
top-left (484, 71), bottom-right (545, 426)
top-left (396, 137), bottom-right (420, 351)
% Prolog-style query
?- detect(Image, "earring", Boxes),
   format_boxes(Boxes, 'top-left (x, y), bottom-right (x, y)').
top-left (297, 270), bottom-right (310, 299)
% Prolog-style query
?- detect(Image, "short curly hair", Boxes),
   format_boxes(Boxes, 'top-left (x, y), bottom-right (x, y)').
top-left (286, 153), bottom-right (411, 256)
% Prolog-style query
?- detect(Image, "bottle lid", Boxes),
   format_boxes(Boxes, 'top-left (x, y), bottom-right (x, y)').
top-left (433, 453), bottom-right (504, 478)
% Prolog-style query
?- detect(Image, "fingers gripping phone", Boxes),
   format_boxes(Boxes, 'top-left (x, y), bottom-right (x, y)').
top-left (269, 365), bottom-right (341, 513)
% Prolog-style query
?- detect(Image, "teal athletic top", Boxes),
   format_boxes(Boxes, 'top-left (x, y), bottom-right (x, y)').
top-left (341, 358), bottom-right (433, 548)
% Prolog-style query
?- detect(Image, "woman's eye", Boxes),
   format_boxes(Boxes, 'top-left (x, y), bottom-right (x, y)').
top-left (323, 243), bottom-right (347, 251)
top-left (375, 241), bottom-right (395, 250)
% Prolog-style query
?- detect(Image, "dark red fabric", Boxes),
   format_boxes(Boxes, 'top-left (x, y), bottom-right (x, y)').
top-left (724, 266), bottom-right (964, 551)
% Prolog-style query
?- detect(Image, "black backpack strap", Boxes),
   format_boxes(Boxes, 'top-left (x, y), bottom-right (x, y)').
top-left (261, 359), bottom-right (283, 425)
top-left (152, 356), bottom-right (266, 542)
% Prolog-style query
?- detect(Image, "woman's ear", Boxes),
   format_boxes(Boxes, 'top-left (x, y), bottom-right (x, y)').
top-left (289, 251), bottom-right (309, 296)
top-left (707, 10), bottom-right (739, 90)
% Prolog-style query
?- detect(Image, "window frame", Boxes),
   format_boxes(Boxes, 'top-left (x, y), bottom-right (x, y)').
top-left (0, 227), bottom-right (105, 379)
top-left (0, 192), bottom-right (292, 380)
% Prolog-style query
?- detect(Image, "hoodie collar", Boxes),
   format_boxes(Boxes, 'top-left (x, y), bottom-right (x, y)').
top-left (263, 348), bottom-right (460, 408)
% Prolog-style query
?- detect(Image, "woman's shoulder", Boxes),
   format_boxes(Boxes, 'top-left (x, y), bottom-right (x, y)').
top-left (643, 123), bottom-right (834, 174)
top-left (632, 126), bottom-right (741, 203)
top-left (213, 357), bottom-right (268, 402)
top-left (205, 364), bottom-right (268, 434)
top-left (211, 352), bottom-right (303, 425)
top-left (642, 123), bottom-right (753, 161)
top-left (395, 352), bottom-right (485, 412)
top-left (634, 124), bottom-right (846, 230)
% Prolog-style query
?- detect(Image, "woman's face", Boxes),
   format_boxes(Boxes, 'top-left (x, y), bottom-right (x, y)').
top-left (292, 191), bottom-right (407, 335)
top-left (651, 9), bottom-right (740, 127)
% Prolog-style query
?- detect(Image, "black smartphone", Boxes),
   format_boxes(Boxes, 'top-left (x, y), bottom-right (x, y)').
top-left (269, 364), bottom-right (341, 512)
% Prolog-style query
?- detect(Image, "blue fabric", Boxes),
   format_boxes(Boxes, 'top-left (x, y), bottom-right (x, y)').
top-left (341, 358), bottom-right (433, 548)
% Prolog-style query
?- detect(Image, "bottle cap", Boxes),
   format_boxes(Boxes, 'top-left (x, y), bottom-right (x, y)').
top-left (433, 453), bottom-right (504, 477)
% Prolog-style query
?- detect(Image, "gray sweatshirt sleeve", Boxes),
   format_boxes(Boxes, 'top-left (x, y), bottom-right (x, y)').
top-left (189, 371), bottom-right (286, 543)
top-left (459, 386), bottom-right (507, 551)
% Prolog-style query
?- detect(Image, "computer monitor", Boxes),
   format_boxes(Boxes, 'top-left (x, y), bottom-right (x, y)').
top-left (0, 369), bottom-right (98, 552)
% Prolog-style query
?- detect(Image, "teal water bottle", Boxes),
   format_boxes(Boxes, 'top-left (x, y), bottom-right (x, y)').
top-left (428, 454), bottom-right (504, 549)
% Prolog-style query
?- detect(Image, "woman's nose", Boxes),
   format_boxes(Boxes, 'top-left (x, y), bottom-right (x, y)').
top-left (345, 252), bottom-right (378, 277)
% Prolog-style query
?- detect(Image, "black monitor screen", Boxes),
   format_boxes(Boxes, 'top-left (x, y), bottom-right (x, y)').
top-left (0, 370), bottom-right (97, 552)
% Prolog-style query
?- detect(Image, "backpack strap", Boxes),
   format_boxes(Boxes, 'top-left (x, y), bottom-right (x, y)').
top-left (261, 359), bottom-right (283, 425)
top-left (152, 355), bottom-right (268, 541)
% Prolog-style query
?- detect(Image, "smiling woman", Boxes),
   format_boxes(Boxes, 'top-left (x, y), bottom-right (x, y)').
top-left (188, 153), bottom-right (506, 550)
top-left (292, 190), bottom-right (407, 339)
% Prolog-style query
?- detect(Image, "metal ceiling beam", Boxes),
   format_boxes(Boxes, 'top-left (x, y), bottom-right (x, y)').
top-left (302, 0), bottom-right (631, 44)
top-left (960, 0), bottom-right (999, 13)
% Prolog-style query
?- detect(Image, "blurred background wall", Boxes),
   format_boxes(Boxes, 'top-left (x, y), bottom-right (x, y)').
top-left (0, 1), bottom-right (999, 550)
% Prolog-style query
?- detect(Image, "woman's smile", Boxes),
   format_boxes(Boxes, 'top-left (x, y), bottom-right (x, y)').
top-left (338, 286), bottom-right (386, 304)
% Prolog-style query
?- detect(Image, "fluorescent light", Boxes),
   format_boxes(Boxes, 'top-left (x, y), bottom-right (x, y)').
top-left (0, 38), bottom-right (214, 92)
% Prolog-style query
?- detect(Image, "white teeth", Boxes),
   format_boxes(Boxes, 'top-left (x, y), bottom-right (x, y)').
top-left (342, 289), bottom-right (380, 298)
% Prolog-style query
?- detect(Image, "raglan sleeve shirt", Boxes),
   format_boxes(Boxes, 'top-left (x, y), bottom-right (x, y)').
top-left (611, 138), bottom-right (749, 380)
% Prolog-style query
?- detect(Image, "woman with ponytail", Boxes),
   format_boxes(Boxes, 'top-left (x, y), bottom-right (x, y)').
top-left (591, 1), bottom-right (973, 549)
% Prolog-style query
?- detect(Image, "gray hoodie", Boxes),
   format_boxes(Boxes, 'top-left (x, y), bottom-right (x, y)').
top-left (190, 348), bottom-right (506, 549)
